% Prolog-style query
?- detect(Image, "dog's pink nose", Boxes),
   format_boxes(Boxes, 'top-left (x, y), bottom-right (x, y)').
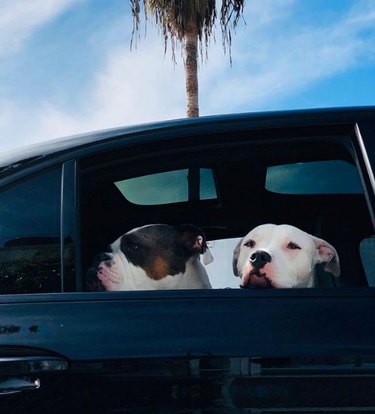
top-left (250, 250), bottom-right (272, 268)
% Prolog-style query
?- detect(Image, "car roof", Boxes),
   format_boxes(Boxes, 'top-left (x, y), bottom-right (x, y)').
top-left (1, 106), bottom-right (375, 177)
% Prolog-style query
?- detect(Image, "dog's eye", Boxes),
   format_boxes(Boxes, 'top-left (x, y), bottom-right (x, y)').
top-left (244, 239), bottom-right (255, 248)
top-left (287, 241), bottom-right (301, 250)
top-left (126, 242), bottom-right (139, 251)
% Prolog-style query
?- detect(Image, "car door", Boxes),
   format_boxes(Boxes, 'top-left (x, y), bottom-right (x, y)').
top-left (1, 113), bottom-right (375, 412)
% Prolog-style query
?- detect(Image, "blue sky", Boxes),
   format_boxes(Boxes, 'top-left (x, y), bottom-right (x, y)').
top-left (0, 0), bottom-right (374, 151)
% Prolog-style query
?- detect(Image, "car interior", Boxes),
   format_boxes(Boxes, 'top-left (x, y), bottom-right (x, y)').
top-left (79, 126), bottom-right (374, 291)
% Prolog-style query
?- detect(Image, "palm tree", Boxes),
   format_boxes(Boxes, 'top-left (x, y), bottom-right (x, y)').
top-left (130, 0), bottom-right (245, 118)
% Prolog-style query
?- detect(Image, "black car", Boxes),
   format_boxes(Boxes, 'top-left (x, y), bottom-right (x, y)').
top-left (1, 107), bottom-right (375, 412)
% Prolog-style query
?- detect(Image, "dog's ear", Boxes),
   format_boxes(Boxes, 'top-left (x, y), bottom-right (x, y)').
top-left (232, 238), bottom-right (243, 277)
top-left (176, 224), bottom-right (207, 254)
top-left (312, 236), bottom-right (340, 277)
top-left (192, 235), bottom-right (214, 265)
top-left (176, 224), bottom-right (214, 264)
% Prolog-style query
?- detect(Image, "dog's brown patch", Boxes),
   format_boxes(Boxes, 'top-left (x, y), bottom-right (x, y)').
top-left (145, 256), bottom-right (170, 280)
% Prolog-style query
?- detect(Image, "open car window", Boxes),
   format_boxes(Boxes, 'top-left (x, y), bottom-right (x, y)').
top-left (80, 128), bottom-right (375, 292)
top-left (1, 122), bottom-right (374, 295)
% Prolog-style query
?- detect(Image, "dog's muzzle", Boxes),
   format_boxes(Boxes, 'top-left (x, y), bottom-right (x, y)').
top-left (250, 250), bottom-right (272, 269)
top-left (240, 251), bottom-right (273, 289)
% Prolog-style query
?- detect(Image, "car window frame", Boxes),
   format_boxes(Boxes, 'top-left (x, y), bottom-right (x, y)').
top-left (353, 122), bottom-right (375, 228)
top-left (76, 122), bottom-right (375, 295)
top-left (0, 120), bottom-right (374, 298)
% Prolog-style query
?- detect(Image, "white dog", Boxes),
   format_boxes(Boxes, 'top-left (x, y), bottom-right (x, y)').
top-left (233, 224), bottom-right (340, 288)
top-left (87, 224), bottom-right (213, 291)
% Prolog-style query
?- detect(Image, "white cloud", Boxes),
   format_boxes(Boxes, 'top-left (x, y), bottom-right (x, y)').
top-left (0, 0), bottom-right (77, 58)
top-left (89, 43), bottom-right (186, 126)
top-left (200, 0), bottom-right (375, 113)
top-left (0, 0), bottom-right (81, 148)
top-left (1, 0), bottom-right (375, 150)
top-left (21, 37), bottom-right (187, 145)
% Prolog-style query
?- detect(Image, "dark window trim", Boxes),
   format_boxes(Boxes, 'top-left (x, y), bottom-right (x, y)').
top-left (61, 160), bottom-right (80, 292)
top-left (79, 124), bottom-right (356, 175)
top-left (353, 123), bottom-right (375, 230)
top-left (2, 286), bottom-right (375, 304)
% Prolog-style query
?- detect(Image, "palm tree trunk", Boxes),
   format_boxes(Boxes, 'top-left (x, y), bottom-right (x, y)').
top-left (184, 25), bottom-right (199, 118)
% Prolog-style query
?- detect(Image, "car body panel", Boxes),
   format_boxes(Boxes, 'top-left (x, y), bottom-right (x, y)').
top-left (0, 289), bottom-right (375, 361)
top-left (1, 107), bottom-right (375, 411)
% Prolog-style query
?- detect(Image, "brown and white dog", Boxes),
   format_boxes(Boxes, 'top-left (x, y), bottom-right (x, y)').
top-left (87, 224), bottom-right (213, 291)
top-left (233, 224), bottom-right (340, 288)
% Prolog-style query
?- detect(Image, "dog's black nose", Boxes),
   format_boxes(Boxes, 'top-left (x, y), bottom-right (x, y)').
top-left (250, 250), bottom-right (272, 268)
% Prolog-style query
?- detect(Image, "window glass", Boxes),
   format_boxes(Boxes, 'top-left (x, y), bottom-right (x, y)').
top-left (115, 168), bottom-right (217, 205)
top-left (266, 160), bottom-right (363, 194)
top-left (0, 169), bottom-right (61, 294)
top-left (203, 238), bottom-right (242, 289)
top-left (360, 236), bottom-right (375, 287)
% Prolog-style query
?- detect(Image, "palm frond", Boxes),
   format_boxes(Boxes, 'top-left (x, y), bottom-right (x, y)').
top-left (220, 0), bottom-right (245, 58)
top-left (130, 0), bottom-right (245, 62)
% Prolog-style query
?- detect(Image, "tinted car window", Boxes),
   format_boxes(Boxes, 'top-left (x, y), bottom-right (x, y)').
top-left (115, 168), bottom-right (217, 205)
top-left (0, 168), bottom-right (61, 294)
top-left (266, 160), bottom-right (363, 194)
